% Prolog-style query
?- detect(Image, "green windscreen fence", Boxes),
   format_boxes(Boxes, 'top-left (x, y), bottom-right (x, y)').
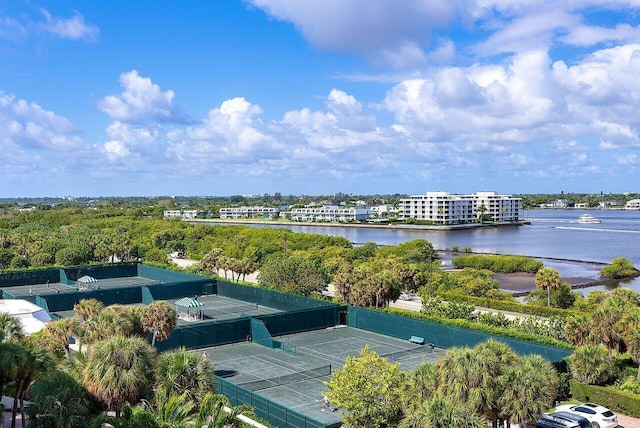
top-left (43, 286), bottom-right (143, 312)
top-left (257, 306), bottom-right (344, 337)
top-left (0, 269), bottom-right (60, 287)
top-left (138, 264), bottom-right (207, 282)
top-left (250, 319), bottom-right (296, 356)
top-left (63, 264), bottom-right (138, 281)
top-left (154, 318), bottom-right (251, 352)
top-left (59, 269), bottom-right (73, 285)
top-left (251, 318), bottom-right (274, 348)
top-left (347, 306), bottom-right (572, 363)
top-left (217, 280), bottom-right (337, 311)
top-left (216, 377), bottom-right (339, 428)
top-left (146, 280), bottom-right (213, 301)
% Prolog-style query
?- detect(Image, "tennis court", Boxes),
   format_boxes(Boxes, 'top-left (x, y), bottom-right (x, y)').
top-left (1, 281), bottom-right (77, 297)
top-left (175, 294), bottom-right (281, 324)
top-left (0, 275), bottom-right (162, 298)
top-left (203, 326), bottom-right (444, 425)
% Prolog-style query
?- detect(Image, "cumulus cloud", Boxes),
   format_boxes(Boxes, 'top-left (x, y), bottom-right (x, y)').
top-left (98, 71), bottom-right (184, 123)
top-left (0, 91), bottom-right (83, 151)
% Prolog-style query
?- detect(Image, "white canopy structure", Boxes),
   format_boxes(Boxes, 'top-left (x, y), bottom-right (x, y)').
top-left (0, 299), bottom-right (52, 335)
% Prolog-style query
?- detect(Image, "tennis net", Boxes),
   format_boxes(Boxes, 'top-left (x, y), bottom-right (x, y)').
top-left (200, 302), bottom-right (258, 318)
top-left (381, 344), bottom-right (434, 362)
top-left (238, 364), bottom-right (332, 391)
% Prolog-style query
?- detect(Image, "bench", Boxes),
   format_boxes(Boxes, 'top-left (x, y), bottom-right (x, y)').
top-left (409, 335), bottom-right (425, 345)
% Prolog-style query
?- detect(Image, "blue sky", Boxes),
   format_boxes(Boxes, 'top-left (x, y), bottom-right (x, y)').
top-left (1, 1), bottom-right (640, 197)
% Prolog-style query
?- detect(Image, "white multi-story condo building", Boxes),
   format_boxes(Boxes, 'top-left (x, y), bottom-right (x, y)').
top-left (288, 205), bottom-right (369, 222)
top-left (163, 210), bottom-right (198, 219)
top-left (399, 191), bottom-right (521, 224)
top-left (219, 206), bottom-right (279, 219)
top-left (626, 199), bottom-right (640, 210)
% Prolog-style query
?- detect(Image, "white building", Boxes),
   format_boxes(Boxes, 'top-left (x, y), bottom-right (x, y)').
top-left (626, 199), bottom-right (640, 209)
top-left (288, 205), bottom-right (369, 222)
top-left (0, 299), bottom-right (51, 335)
top-left (369, 204), bottom-right (395, 218)
top-left (163, 210), bottom-right (198, 219)
top-left (219, 206), bottom-right (279, 219)
top-left (399, 191), bottom-right (521, 224)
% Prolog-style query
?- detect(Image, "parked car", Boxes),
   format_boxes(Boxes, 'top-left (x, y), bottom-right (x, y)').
top-left (554, 403), bottom-right (617, 428)
top-left (399, 292), bottom-right (414, 301)
top-left (536, 415), bottom-right (580, 428)
top-left (547, 412), bottom-right (592, 428)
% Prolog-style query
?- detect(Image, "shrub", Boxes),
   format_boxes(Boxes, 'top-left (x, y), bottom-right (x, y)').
top-left (600, 257), bottom-right (639, 279)
top-left (451, 254), bottom-right (543, 273)
top-left (570, 379), bottom-right (640, 418)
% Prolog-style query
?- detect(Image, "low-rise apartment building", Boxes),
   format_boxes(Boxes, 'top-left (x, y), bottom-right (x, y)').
top-left (399, 191), bottom-right (521, 224)
top-left (219, 206), bottom-right (279, 219)
top-left (163, 210), bottom-right (198, 219)
top-left (288, 205), bottom-right (369, 222)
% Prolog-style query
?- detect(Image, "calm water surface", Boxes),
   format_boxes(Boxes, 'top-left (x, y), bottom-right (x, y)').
top-left (202, 209), bottom-right (640, 292)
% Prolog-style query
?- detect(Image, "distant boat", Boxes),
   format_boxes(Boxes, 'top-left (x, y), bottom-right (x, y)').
top-left (576, 213), bottom-right (602, 224)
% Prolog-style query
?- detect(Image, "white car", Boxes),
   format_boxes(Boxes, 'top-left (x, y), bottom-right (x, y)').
top-left (554, 403), bottom-right (618, 428)
top-left (399, 292), bottom-right (414, 301)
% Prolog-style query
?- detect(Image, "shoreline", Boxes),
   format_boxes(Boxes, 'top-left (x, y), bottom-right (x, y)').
top-left (187, 218), bottom-right (530, 231)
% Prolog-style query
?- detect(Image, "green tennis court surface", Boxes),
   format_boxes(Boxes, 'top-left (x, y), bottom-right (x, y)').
top-left (202, 326), bottom-right (444, 426)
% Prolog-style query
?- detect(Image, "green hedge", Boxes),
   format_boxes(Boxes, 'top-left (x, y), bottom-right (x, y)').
top-left (384, 306), bottom-right (572, 349)
top-left (439, 291), bottom-right (577, 318)
top-left (451, 254), bottom-right (543, 273)
top-left (570, 379), bottom-right (640, 417)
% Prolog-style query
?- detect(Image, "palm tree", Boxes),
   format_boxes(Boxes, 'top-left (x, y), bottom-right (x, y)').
top-left (27, 370), bottom-right (95, 428)
top-left (200, 247), bottom-right (223, 276)
top-left (498, 354), bottom-right (559, 426)
top-left (142, 300), bottom-right (177, 346)
top-left (535, 267), bottom-right (562, 307)
top-left (155, 347), bottom-right (215, 403)
top-left (43, 318), bottom-right (79, 356)
top-left (477, 204), bottom-right (488, 224)
top-left (82, 335), bottom-right (157, 417)
top-left (473, 339), bottom-right (518, 426)
top-left (0, 312), bottom-right (24, 342)
top-left (11, 339), bottom-right (56, 428)
top-left (194, 393), bottom-right (252, 428)
top-left (566, 344), bottom-right (615, 385)
top-left (401, 363), bottom-right (439, 413)
top-left (73, 298), bottom-right (104, 322)
top-left (399, 395), bottom-right (486, 428)
top-left (0, 342), bottom-right (26, 397)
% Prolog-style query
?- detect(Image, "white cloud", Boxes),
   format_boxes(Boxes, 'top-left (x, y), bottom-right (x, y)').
top-left (0, 8), bottom-right (98, 43)
top-left (38, 9), bottom-right (99, 42)
top-left (612, 153), bottom-right (638, 165)
top-left (0, 91), bottom-right (83, 151)
top-left (98, 71), bottom-right (183, 123)
top-left (561, 23), bottom-right (640, 46)
top-left (246, 0), bottom-right (457, 69)
top-left (0, 17), bottom-right (28, 41)
top-left (473, 8), bottom-right (579, 55)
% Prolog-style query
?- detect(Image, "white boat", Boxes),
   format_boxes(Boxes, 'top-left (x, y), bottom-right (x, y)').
top-left (576, 214), bottom-right (601, 224)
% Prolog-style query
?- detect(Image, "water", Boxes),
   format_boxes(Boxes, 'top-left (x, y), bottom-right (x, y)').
top-left (199, 209), bottom-right (640, 292)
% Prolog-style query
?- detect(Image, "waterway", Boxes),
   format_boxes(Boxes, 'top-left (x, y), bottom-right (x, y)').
top-left (197, 209), bottom-right (640, 293)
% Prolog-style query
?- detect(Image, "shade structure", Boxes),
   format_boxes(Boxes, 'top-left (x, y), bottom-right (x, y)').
top-left (174, 297), bottom-right (203, 309)
top-left (77, 275), bottom-right (99, 283)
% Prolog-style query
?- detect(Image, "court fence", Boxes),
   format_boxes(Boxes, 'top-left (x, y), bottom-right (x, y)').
top-left (347, 306), bottom-right (572, 363)
top-left (155, 317), bottom-right (251, 352)
top-left (217, 280), bottom-right (338, 311)
top-left (216, 377), bottom-right (341, 428)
